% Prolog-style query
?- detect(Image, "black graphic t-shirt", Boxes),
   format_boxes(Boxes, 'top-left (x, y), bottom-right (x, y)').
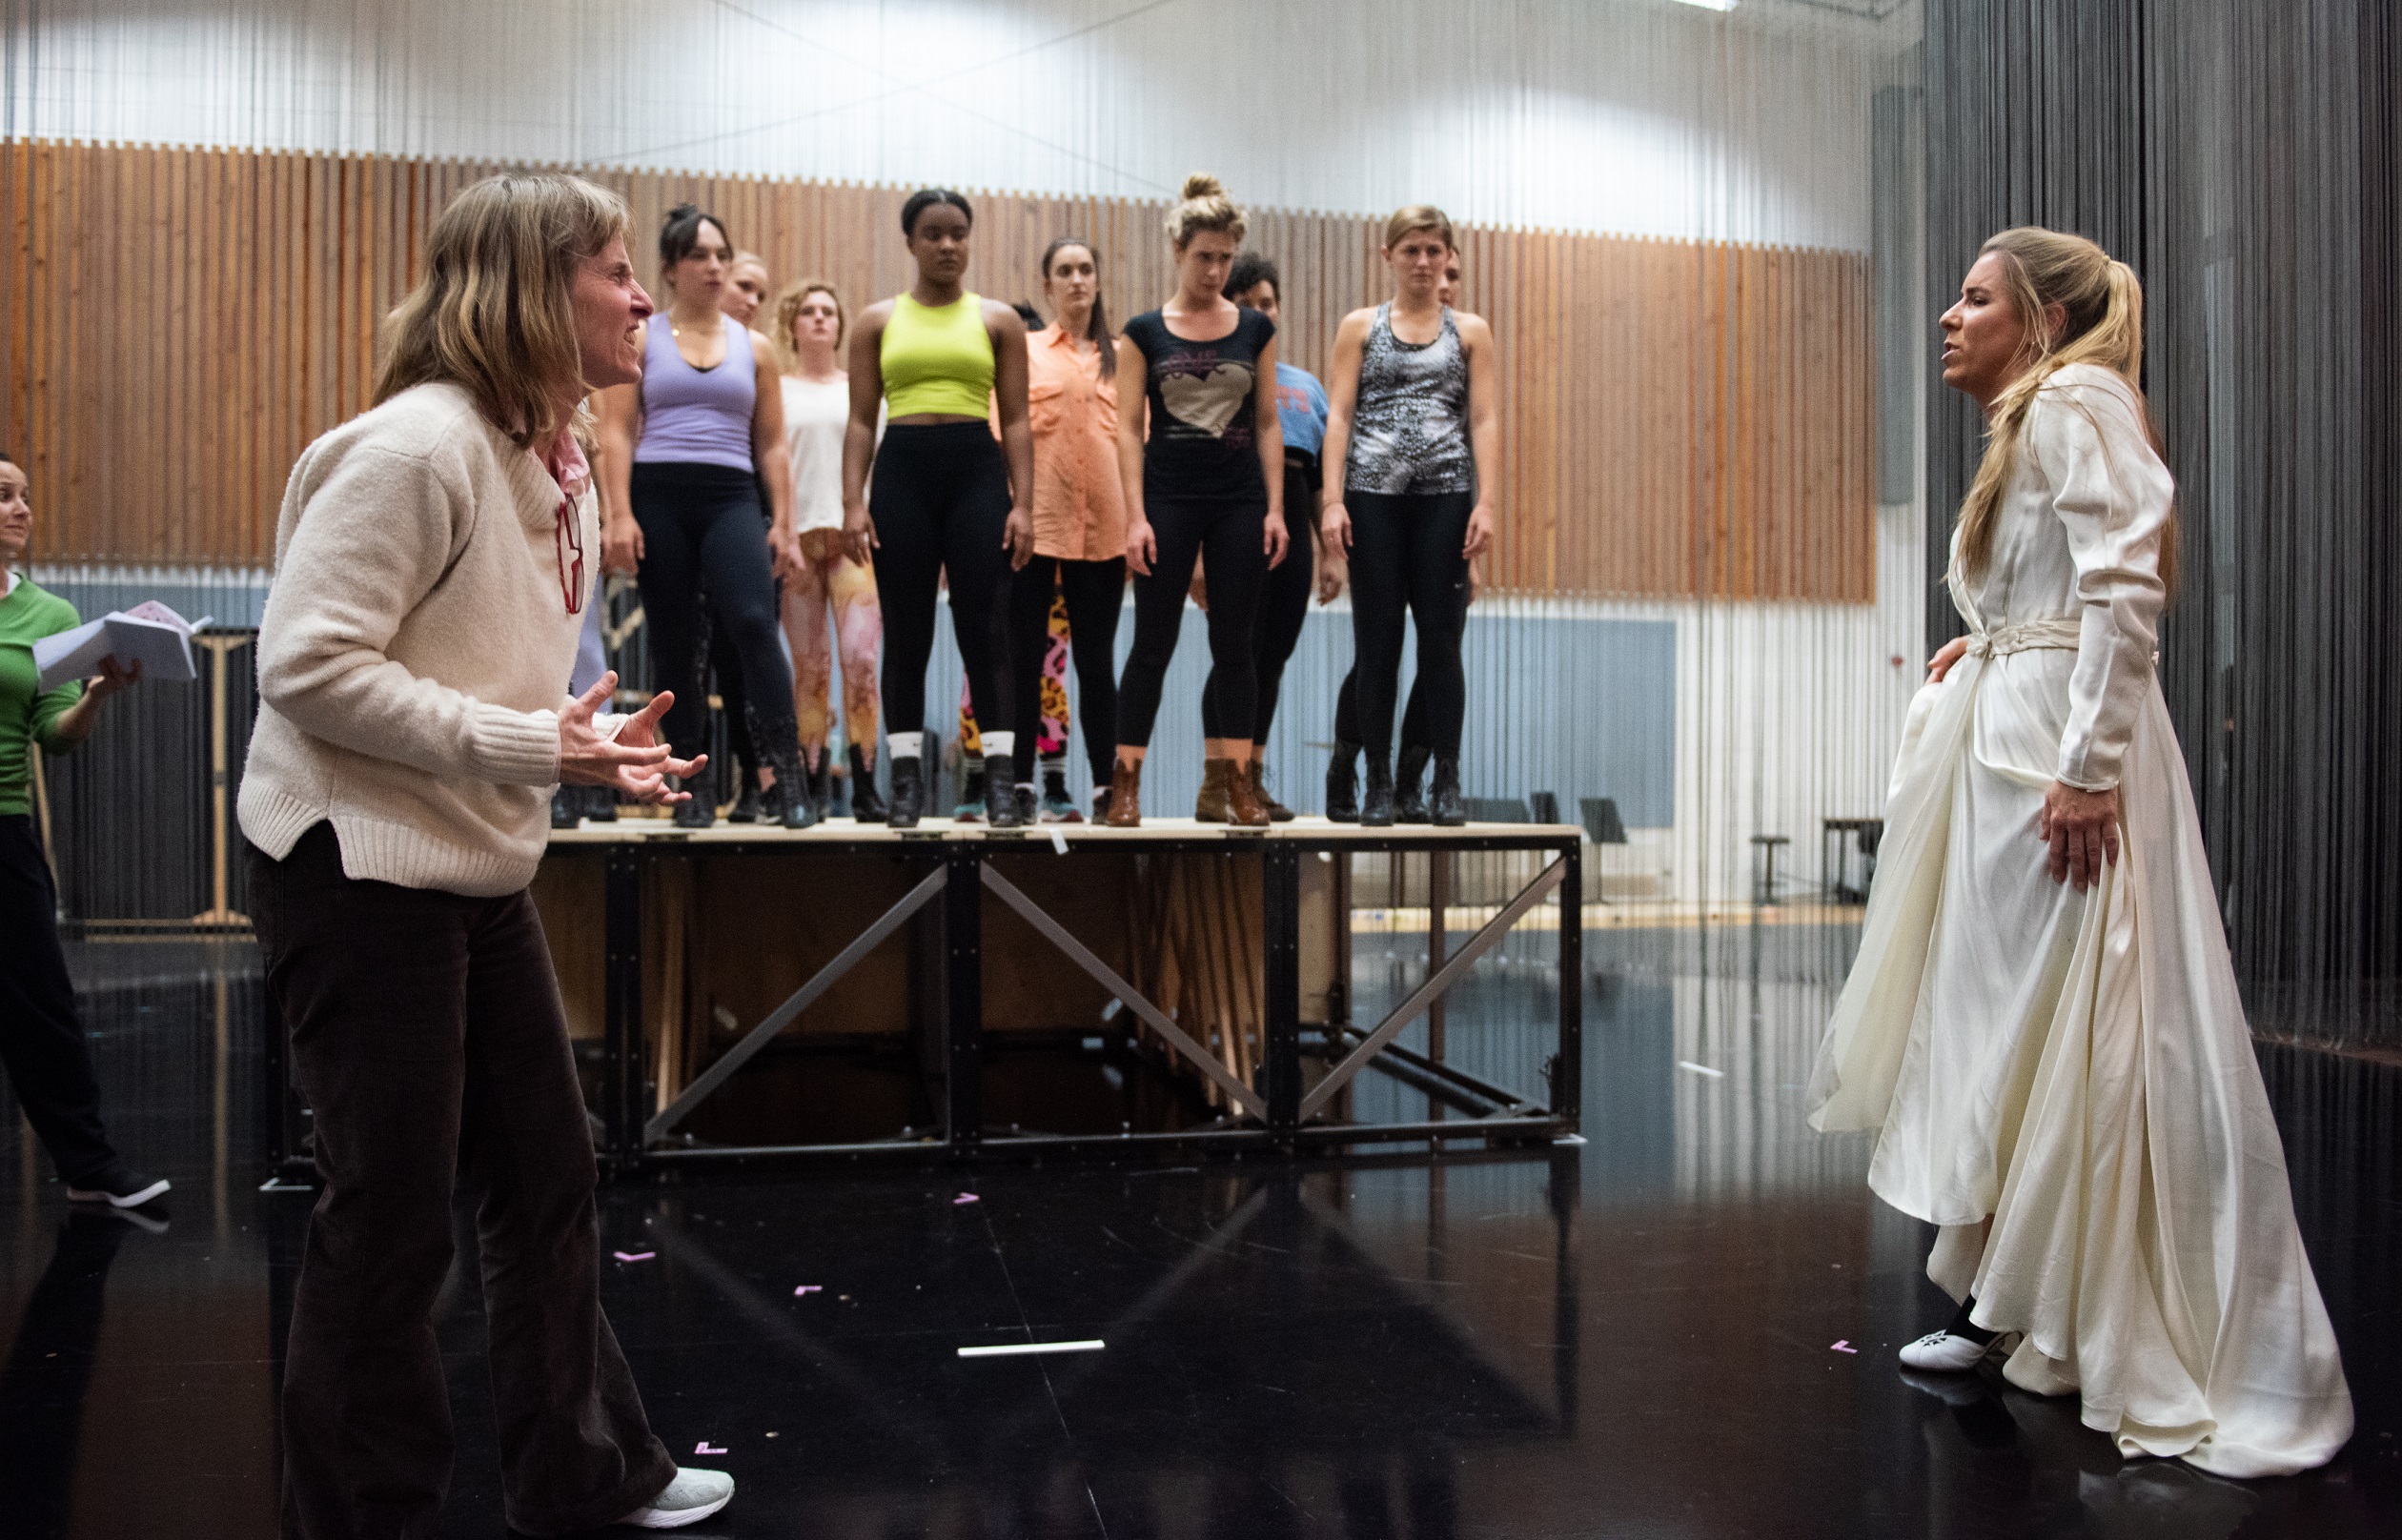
top-left (1121, 307), bottom-right (1275, 502)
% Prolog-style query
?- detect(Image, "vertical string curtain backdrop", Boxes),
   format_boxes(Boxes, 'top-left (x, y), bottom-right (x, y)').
top-left (1924, 0), bottom-right (2402, 1048)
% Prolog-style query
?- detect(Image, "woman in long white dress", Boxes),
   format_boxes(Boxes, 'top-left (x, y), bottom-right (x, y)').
top-left (1808, 226), bottom-right (2352, 1478)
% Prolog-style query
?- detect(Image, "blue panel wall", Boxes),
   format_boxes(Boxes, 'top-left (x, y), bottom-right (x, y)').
top-left (917, 598), bottom-right (1676, 826)
top-left (35, 569), bottom-right (1679, 830)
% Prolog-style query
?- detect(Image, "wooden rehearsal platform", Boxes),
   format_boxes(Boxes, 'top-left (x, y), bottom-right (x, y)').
top-left (266, 819), bottom-right (1582, 1177)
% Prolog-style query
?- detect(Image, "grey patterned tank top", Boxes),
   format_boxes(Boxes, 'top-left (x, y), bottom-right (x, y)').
top-left (1344, 303), bottom-right (1473, 495)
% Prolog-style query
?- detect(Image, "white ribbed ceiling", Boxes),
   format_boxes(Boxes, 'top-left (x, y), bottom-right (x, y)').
top-left (2, 0), bottom-right (1913, 248)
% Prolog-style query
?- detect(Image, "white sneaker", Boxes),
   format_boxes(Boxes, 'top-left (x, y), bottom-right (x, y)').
top-left (1898, 1329), bottom-right (1994, 1372)
top-left (618, 1468), bottom-right (733, 1530)
top-left (66, 1168), bottom-right (171, 1208)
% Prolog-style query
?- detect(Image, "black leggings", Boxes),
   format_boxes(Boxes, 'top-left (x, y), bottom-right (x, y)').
top-left (630, 462), bottom-right (798, 767)
top-left (871, 423), bottom-right (1013, 740)
top-left (1117, 494), bottom-right (1267, 749)
top-left (1011, 557), bottom-right (1125, 786)
top-left (708, 480), bottom-right (773, 780)
top-left (710, 625), bottom-right (756, 780)
top-left (1348, 489), bottom-right (1473, 761)
top-left (1202, 458), bottom-right (1314, 744)
top-left (1334, 667), bottom-right (1430, 754)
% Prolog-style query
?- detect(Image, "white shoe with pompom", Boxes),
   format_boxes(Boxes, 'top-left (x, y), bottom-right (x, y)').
top-left (1897, 1330), bottom-right (1994, 1372)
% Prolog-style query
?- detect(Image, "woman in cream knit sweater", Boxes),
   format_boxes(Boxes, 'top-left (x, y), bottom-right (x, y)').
top-left (240, 173), bottom-right (732, 1535)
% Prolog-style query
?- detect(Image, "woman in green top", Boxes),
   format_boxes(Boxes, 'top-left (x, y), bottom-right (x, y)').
top-left (840, 188), bottom-right (1035, 826)
top-left (0, 450), bottom-right (167, 1210)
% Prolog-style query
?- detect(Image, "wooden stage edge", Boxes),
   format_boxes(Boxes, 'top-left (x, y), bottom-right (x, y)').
top-left (547, 816), bottom-right (1587, 847)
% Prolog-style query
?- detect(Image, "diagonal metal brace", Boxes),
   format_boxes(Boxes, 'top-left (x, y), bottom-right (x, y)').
top-left (979, 861), bottom-right (1268, 1121)
top-left (646, 864), bottom-right (948, 1143)
top-left (1299, 855), bottom-right (1565, 1122)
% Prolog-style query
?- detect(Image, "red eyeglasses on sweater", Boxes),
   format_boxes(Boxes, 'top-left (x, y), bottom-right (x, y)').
top-left (537, 431), bottom-right (596, 617)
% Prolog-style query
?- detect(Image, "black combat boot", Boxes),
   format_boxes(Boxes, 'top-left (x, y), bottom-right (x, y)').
top-left (1394, 745), bottom-right (1431, 824)
top-left (1360, 756), bottom-right (1395, 828)
top-left (1325, 740), bottom-right (1361, 822)
top-left (1428, 755), bottom-right (1466, 827)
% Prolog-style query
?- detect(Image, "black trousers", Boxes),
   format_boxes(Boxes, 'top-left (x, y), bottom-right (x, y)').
top-left (1348, 490), bottom-right (1473, 760)
top-left (871, 423), bottom-right (1013, 739)
top-left (1010, 556), bottom-right (1125, 787)
top-left (251, 824), bottom-right (674, 1540)
top-left (1334, 667), bottom-right (1430, 756)
top-left (1118, 493), bottom-right (1268, 748)
top-left (0, 815), bottom-right (117, 1185)
top-left (1202, 459), bottom-right (1315, 745)
top-left (630, 461), bottom-right (798, 769)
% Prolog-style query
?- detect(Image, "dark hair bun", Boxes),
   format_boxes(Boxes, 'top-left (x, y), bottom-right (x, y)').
top-left (658, 204), bottom-right (727, 270)
top-left (901, 187), bottom-right (974, 237)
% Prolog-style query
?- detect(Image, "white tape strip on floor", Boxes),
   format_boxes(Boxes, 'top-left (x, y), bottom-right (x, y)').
top-left (956, 1339), bottom-right (1107, 1359)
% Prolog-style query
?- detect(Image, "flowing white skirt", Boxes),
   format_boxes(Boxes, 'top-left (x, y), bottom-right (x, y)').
top-left (1808, 646), bottom-right (2353, 1477)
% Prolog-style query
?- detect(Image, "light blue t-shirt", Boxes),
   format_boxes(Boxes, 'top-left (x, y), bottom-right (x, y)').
top-left (1274, 362), bottom-right (1330, 460)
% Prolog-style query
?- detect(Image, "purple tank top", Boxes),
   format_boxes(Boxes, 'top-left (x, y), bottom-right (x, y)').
top-left (633, 313), bottom-right (755, 470)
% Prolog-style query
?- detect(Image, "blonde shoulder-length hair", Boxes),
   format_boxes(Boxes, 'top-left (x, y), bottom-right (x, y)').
top-left (373, 172), bottom-right (631, 449)
top-left (1952, 225), bottom-right (2177, 595)
top-left (771, 279), bottom-right (845, 371)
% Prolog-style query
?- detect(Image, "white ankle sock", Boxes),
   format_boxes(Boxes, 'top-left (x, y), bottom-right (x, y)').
top-left (887, 732), bottom-right (923, 760)
top-left (982, 731), bottom-right (1015, 760)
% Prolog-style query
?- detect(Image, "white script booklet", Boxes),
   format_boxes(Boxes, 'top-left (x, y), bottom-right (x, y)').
top-left (32, 600), bottom-right (211, 692)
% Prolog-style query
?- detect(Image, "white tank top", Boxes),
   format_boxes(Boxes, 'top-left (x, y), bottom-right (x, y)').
top-left (780, 375), bottom-right (849, 533)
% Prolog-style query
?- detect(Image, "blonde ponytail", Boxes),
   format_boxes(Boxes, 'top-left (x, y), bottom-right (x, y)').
top-left (1166, 173), bottom-right (1245, 248)
top-left (1950, 229), bottom-right (2176, 595)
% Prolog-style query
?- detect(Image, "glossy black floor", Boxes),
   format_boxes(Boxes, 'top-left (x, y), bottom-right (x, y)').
top-left (3, 923), bottom-right (2396, 1539)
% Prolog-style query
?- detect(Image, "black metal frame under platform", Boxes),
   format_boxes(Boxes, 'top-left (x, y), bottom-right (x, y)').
top-left (264, 820), bottom-right (1581, 1181)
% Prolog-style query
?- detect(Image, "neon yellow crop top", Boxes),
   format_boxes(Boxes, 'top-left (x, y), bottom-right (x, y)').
top-left (881, 292), bottom-right (994, 417)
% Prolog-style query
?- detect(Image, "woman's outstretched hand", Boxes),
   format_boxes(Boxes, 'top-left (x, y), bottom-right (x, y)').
top-left (86, 655), bottom-right (143, 700)
top-left (51, 656), bottom-right (142, 745)
top-left (2039, 780), bottom-right (2120, 891)
top-left (558, 672), bottom-right (706, 803)
top-left (1927, 637), bottom-right (1970, 682)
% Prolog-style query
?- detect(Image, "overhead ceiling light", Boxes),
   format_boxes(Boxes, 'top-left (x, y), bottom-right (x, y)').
top-left (1671, 0), bottom-right (1740, 10)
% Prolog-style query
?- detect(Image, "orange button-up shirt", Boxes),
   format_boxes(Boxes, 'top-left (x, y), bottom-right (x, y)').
top-left (1024, 324), bottom-right (1127, 561)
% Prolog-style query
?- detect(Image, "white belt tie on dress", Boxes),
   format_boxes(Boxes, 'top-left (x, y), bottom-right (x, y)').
top-left (1963, 618), bottom-right (2083, 658)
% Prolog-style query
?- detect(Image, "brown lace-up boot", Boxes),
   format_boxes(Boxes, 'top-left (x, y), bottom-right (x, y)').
top-left (1194, 759), bottom-right (1234, 821)
top-left (1223, 757), bottom-right (1272, 827)
top-left (1104, 757), bottom-right (1145, 826)
top-left (1249, 759), bottom-right (1294, 821)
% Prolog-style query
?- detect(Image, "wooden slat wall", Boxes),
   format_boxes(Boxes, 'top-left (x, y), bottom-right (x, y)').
top-left (0, 140), bottom-right (1874, 602)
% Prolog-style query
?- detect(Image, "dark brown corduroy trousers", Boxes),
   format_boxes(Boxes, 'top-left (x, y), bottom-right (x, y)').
top-left (251, 823), bottom-right (675, 1540)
